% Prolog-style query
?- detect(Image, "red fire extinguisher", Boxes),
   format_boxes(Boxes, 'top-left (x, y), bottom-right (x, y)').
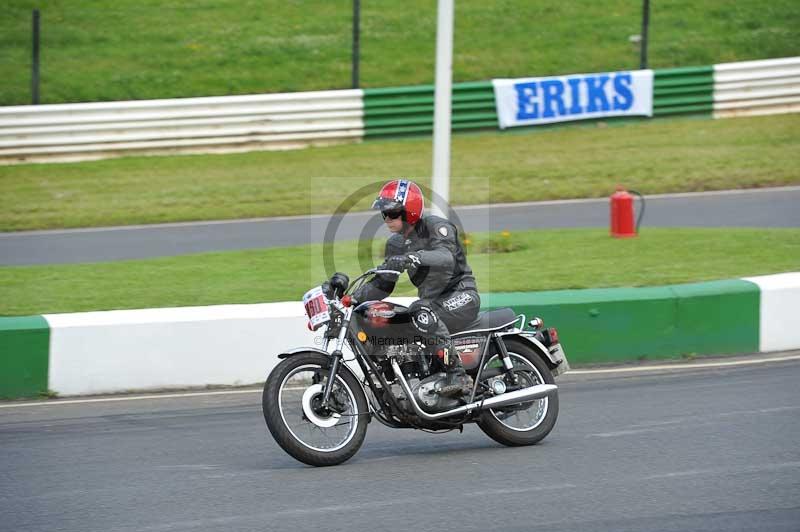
top-left (610, 186), bottom-right (645, 238)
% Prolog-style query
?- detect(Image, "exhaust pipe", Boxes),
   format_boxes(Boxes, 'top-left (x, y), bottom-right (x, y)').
top-left (391, 360), bottom-right (557, 421)
top-left (477, 384), bottom-right (557, 410)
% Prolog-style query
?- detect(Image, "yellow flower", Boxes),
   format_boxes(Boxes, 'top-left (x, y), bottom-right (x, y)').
top-left (464, 239), bottom-right (472, 245)
top-left (501, 230), bottom-right (511, 238)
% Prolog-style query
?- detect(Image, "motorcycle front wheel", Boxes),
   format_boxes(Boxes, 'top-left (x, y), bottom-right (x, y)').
top-left (476, 339), bottom-right (559, 446)
top-left (262, 352), bottom-right (368, 466)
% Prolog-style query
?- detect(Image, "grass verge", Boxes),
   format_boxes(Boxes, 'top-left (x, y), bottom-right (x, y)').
top-left (1, 227), bottom-right (798, 316)
top-left (1, 114), bottom-right (799, 231)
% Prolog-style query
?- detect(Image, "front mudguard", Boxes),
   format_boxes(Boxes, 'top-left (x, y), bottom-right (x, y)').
top-left (275, 346), bottom-right (364, 382)
top-left (497, 331), bottom-right (570, 377)
top-left (278, 346), bottom-right (331, 360)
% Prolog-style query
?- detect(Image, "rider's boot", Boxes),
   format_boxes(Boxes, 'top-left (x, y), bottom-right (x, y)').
top-left (438, 346), bottom-right (473, 399)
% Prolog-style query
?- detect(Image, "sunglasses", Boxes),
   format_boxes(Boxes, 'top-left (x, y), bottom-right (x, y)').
top-left (381, 210), bottom-right (403, 220)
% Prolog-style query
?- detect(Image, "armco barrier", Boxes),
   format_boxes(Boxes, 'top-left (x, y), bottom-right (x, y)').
top-left (1, 58), bottom-right (798, 162)
top-left (653, 66), bottom-right (714, 117)
top-left (363, 81), bottom-right (497, 138)
top-left (713, 57), bottom-right (800, 118)
top-left (0, 90), bottom-right (365, 163)
top-left (1, 274), bottom-right (798, 399)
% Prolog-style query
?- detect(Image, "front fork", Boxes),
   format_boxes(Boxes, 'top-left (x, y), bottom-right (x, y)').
top-left (321, 306), bottom-right (352, 408)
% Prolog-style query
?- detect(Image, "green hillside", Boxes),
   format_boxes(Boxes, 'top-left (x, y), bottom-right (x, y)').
top-left (2, 0), bottom-right (799, 105)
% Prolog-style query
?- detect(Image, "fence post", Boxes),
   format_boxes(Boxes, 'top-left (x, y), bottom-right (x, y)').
top-left (640, 0), bottom-right (650, 70)
top-left (352, 0), bottom-right (360, 88)
top-left (32, 9), bottom-right (41, 104)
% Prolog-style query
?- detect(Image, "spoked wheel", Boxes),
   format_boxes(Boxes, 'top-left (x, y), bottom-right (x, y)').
top-left (476, 339), bottom-right (559, 446)
top-left (263, 353), bottom-right (368, 466)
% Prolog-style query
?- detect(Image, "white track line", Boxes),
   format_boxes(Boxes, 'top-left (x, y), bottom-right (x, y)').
top-left (456, 185), bottom-right (800, 211)
top-left (568, 353), bottom-right (800, 375)
top-left (0, 388), bottom-right (262, 409)
top-left (1, 353), bottom-right (799, 409)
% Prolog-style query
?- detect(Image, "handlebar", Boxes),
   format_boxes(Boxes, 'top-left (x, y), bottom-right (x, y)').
top-left (343, 268), bottom-right (402, 301)
top-left (350, 268), bottom-right (402, 286)
top-left (369, 269), bottom-right (403, 276)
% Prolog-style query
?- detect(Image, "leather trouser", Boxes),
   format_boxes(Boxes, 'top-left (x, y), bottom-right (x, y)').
top-left (410, 288), bottom-right (481, 370)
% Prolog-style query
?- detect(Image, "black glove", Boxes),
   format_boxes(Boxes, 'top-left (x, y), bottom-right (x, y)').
top-left (328, 272), bottom-right (349, 298)
top-left (383, 254), bottom-right (410, 273)
top-left (321, 272), bottom-right (350, 299)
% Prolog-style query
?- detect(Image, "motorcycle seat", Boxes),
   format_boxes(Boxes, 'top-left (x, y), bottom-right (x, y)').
top-left (452, 308), bottom-right (518, 336)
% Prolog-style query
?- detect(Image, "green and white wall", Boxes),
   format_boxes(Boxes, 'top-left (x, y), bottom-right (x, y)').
top-left (2, 273), bottom-right (798, 399)
top-left (1, 57), bottom-right (798, 162)
top-left (363, 56), bottom-right (800, 136)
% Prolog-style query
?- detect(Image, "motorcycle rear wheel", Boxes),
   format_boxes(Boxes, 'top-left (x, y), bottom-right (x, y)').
top-left (263, 352), bottom-right (368, 466)
top-left (476, 339), bottom-right (559, 446)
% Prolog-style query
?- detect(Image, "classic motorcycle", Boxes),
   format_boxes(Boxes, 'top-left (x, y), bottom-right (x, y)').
top-left (262, 269), bottom-right (569, 466)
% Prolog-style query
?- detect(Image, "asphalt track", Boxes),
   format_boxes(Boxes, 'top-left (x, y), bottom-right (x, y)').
top-left (1, 186), bottom-right (799, 265)
top-left (2, 353), bottom-right (798, 532)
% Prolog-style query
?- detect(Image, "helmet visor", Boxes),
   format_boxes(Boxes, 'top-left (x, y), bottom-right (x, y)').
top-left (372, 197), bottom-right (404, 214)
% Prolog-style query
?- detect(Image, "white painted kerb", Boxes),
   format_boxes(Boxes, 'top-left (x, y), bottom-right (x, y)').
top-left (44, 303), bottom-right (318, 396)
top-left (743, 273), bottom-right (800, 352)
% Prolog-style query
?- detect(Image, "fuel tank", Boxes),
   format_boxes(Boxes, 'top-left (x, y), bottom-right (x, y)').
top-left (352, 300), bottom-right (419, 347)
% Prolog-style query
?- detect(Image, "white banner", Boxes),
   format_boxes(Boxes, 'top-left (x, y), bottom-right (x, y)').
top-left (493, 70), bottom-right (653, 129)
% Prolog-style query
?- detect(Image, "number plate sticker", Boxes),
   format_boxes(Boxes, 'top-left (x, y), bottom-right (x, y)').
top-left (303, 286), bottom-right (331, 330)
top-left (548, 343), bottom-right (570, 376)
top-left (548, 343), bottom-right (566, 363)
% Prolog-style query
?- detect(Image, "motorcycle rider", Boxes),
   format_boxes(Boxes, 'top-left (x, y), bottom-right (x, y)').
top-left (354, 179), bottom-right (480, 398)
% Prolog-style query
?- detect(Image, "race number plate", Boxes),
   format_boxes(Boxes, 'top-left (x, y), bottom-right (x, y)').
top-left (303, 286), bottom-right (331, 331)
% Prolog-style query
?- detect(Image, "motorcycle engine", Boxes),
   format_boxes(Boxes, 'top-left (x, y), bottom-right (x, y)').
top-left (382, 344), bottom-right (460, 414)
top-left (412, 373), bottom-right (461, 413)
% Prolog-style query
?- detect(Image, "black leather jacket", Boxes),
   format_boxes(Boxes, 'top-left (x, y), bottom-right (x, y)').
top-left (355, 215), bottom-right (477, 302)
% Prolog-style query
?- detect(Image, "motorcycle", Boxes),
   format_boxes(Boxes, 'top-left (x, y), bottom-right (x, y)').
top-left (262, 269), bottom-right (569, 467)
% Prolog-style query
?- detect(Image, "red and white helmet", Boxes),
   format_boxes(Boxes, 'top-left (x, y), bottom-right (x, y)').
top-left (371, 179), bottom-right (424, 225)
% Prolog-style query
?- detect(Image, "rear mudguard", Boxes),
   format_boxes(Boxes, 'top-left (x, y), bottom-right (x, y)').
top-left (496, 331), bottom-right (570, 377)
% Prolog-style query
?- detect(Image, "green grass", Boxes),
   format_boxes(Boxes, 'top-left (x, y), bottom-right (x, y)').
top-left (1, 1), bottom-right (798, 105)
top-left (1, 113), bottom-right (798, 231)
top-left (2, 227), bottom-right (798, 316)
